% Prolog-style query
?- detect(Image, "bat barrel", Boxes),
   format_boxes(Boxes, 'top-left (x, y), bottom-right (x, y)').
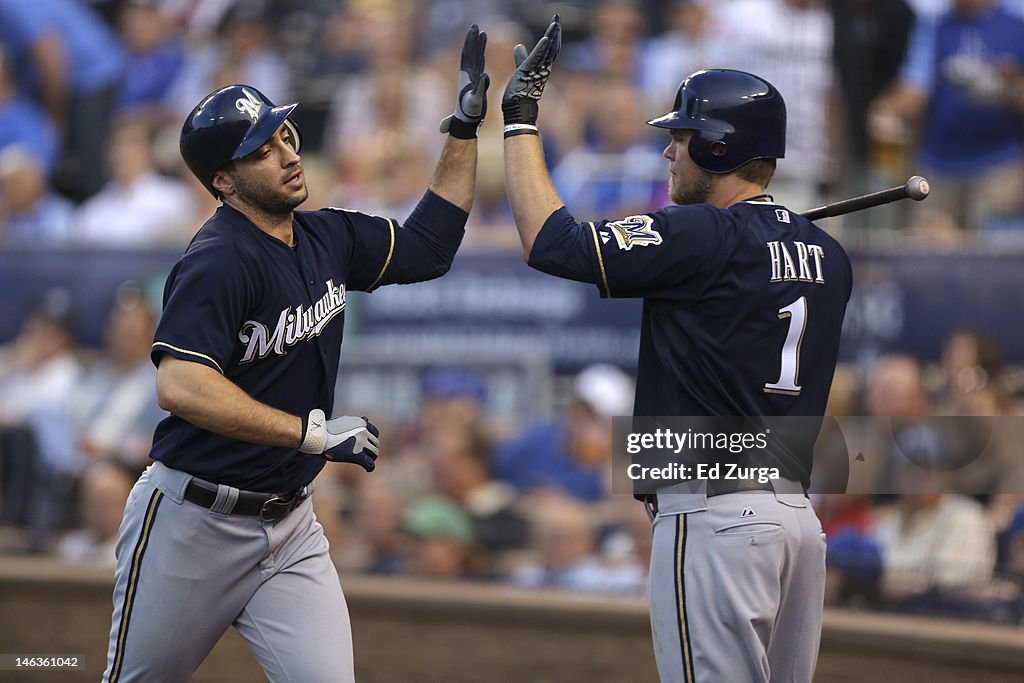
top-left (799, 176), bottom-right (930, 221)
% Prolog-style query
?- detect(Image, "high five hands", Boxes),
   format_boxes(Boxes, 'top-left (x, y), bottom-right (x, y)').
top-left (440, 16), bottom-right (563, 139)
top-left (440, 24), bottom-right (490, 139)
top-left (502, 15), bottom-right (562, 137)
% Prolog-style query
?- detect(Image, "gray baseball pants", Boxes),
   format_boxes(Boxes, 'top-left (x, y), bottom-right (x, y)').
top-left (649, 489), bottom-right (826, 683)
top-left (102, 461), bottom-right (354, 683)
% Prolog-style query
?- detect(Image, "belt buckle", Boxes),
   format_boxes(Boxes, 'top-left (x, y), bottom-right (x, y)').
top-left (259, 491), bottom-right (297, 522)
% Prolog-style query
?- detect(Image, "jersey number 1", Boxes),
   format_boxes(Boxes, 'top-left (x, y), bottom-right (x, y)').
top-left (764, 296), bottom-right (807, 396)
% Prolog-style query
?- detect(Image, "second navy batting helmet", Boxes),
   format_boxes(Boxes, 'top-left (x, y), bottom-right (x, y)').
top-left (180, 84), bottom-right (302, 197)
top-left (647, 69), bottom-right (786, 174)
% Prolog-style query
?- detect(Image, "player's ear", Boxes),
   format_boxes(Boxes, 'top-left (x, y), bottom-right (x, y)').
top-left (211, 168), bottom-right (235, 198)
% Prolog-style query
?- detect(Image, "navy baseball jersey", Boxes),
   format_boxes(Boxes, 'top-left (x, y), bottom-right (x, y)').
top-left (529, 199), bottom-right (852, 486)
top-left (149, 191), bottom-right (466, 493)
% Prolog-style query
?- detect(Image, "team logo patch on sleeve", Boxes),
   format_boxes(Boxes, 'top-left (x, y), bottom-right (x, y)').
top-left (607, 215), bottom-right (662, 251)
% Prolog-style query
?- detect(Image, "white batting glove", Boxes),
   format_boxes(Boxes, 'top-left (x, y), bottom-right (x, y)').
top-left (300, 408), bottom-right (380, 472)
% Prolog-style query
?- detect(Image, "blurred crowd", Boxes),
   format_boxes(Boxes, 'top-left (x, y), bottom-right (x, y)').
top-left (818, 332), bottom-right (1024, 624)
top-left (0, 0), bottom-right (1021, 250)
top-left (1, 0), bottom-right (1024, 629)
top-left (3, 289), bottom-right (1024, 627)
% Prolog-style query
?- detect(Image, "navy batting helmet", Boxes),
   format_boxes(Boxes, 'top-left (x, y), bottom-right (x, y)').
top-left (647, 69), bottom-right (786, 174)
top-left (180, 84), bottom-right (302, 197)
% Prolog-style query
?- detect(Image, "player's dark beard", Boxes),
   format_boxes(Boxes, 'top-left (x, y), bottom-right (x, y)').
top-left (671, 169), bottom-right (713, 206)
top-left (229, 168), bottom-right (307, 217)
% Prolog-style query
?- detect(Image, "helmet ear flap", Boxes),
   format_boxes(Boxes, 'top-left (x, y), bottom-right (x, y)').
top-left (688, 131), bottom-right (731, 174)
top-left (283, 119), bottom-right (302, 153)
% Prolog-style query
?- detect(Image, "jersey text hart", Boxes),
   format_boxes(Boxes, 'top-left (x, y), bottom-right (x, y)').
top-left (766, 241), bottom-right (826, 284)
top-left (238, 279), bottom-right (347, 363)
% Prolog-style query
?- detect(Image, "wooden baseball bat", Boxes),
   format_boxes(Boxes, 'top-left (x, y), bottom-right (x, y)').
top-left (799, 176), bottom-right (930, 221)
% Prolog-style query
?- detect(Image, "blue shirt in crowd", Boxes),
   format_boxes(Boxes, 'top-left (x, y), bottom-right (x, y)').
top-left (903, 3), bottom-right (1024, 174)
top-left (492, 421), bottom-right (607, 502)
top-left (0, 95), bottom-right (58, 173)
top-left (118, 40), bottom-right (185, 112)
top-left (0, 0), bottom-right (124, 95)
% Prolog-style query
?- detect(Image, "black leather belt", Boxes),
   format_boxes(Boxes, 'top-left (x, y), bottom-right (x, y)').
top-left (706, 478), bottom-right (776, 497)
top-left (639, 477), bottom-right (803, 515)
top-left (183, 480), bottom-right (309, 522)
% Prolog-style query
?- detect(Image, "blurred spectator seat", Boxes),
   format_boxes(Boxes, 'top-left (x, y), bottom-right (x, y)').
top-left (324, 7), bottom-right (447, 216)
top-left (74, 118), bottom-right (196, 248)
top-left (402, 496), bottom-right (477, 579)
top-left (828, 0), bottom-right (915, 228)
top-left (0, 0), bottom-right (125, 201)
top-left (493, 364), bottom-right (633, 503)
top-left (170, 0), bottom-right (291, 119)
top-left (551, 80), bottom-right (666, 219)
top-left (115, 0), bottom-right (187, 119)
top-left (0, 45), bottom-right (59, 175)
top-left (872, 0), bottom-right (1024, 231)
top-left (873, 493), bottom-right (997, 591)
top-left (560, 0), bottom-right (648, 81)
top-left (638, 0), bottom-right (715, 105)
top-left (0, 289), bottom-right (82, 551)
top-left (825, 528), bottom-right (885, 607)
top-left (508, 493), bottom-right (645, 594)
top-left (0, 146), bottom-right (75, 244)
top-left (706, 0), bottom-right (836, 210)
top-left (40, 291), bottom-right (162, 478)
top-left (329, 476), bottom-right (410, 577)
top-left (426, 418), bottom-right (529, 569)
top-left (997, 502), bottom-right (1024, 578)
top-left (55, 461), bottom-right (133, 564)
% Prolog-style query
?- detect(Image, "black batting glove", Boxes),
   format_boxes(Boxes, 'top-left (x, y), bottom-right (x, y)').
top-left (300, 409), bottom-right (380, 472)
top-left (440, 24), bottom-right (490, 139)
top-left (501, 14), bottom-right (561, 135)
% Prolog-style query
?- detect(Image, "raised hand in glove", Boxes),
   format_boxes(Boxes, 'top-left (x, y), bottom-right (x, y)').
top-left (502, 14), bottom-right (561, 135)
top-left (299, 408), bottom-right (380, 472)
top-left (440, 24), bottom-right (490, 139)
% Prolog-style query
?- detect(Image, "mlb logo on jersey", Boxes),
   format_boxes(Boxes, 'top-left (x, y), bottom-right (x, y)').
top-left (775, 209), bottom-right (790, 224)
top-left (606, 215), bottom-right (663, 251)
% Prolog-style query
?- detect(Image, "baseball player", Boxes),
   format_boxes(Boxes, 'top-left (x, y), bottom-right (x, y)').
top-left (101, 25), bottom-right (489, 683)
top-left (502, 17), bottom-right (851, 683)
